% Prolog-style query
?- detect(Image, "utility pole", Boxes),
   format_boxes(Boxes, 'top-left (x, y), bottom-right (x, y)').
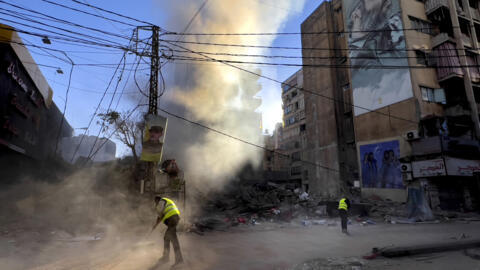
top-left (149, 26), bottom-right (160, 115)
top-left (137, 25), bottom-right (161, 193)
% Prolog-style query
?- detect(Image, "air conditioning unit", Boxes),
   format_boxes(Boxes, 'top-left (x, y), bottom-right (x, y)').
top-left (404, 130), bottom-right (420, 141)
top-left (400, 163), bottom-right (412, 172)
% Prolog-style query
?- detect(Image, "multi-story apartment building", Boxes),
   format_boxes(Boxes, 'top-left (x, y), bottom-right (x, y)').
top-left (280, 69), bottom-right (309, 191)
top-left (301, 0), bottom-right (480, 210)
top-left (301, 2), bottom-right (358, 199)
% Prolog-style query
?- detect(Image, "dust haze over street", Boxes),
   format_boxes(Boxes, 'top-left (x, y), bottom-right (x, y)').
top-left (1, 0), bottom-right (480, 269)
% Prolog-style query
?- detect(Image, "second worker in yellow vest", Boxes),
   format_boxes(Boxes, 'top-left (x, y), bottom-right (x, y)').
top-left (152, 196), bottom-right (183, 266)
top-left (338, 197), bottom-right (350, 235)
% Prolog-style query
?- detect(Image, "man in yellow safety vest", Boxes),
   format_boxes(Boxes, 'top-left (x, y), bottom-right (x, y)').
top-left (152, 196), bottom-right (183, 266)
top-left (338, 197), bottom-right (350, 234)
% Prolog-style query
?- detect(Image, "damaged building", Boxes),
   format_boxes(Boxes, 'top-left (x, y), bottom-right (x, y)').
top-left (0, 24), bottom-right (73, 181)
top-left (290, 0), bottom-right (480, 210)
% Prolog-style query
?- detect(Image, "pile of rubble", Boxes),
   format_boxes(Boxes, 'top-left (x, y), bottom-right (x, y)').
top-left (191, 182), bottom-right (327, 232)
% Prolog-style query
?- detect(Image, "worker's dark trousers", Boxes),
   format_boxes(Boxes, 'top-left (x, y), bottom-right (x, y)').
top-left (163, 215), bottom-right (183, 262)
top-left (339, 209), bottom-right (348, 231)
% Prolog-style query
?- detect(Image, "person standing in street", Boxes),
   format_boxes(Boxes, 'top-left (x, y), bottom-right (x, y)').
top-left (152, 196), bottom-right (184, 267)
top-left (338, 197), bottom-right (350, 234)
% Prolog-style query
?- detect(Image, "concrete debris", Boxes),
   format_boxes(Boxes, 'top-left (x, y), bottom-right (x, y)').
top-left (292, 257), bottom-right (365, 270)
top-left (464, 248), bottom-right (480, 260)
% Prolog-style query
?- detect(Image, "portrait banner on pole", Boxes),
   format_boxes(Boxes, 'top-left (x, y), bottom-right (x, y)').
top-left (141, 114), bottom-right (167, 162)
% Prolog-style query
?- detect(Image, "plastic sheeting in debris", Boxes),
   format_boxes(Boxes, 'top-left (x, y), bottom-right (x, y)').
top-left (406, 187), bottom-right (434, 221)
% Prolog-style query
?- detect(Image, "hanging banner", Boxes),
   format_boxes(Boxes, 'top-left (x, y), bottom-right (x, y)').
top-left (445, 157), bottom-right (480, 176)
top-left (412, 159), bottom-right (446, 178)
top-left (140, 114), bottom-right (167, 162)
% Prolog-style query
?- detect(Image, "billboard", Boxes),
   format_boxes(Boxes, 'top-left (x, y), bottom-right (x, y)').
top-left (343, 0), bottom-right (413, 116)
top-left (140, 114), bottom-right (167, 162)
top-left (360, 140), bottom-right (403, 189)
top-left (445, 157), bottom-right (480, 176)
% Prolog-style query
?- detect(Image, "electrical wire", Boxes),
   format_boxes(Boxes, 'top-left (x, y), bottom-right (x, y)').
top-left (86, 53), bottom-right (128, 160)
top-left (39, 0), bottom-right (138, 27)
top-left (160, 39), bottom-right (472, 53)
top-left (88, 103), bottom-right (147, 161)
top-left (164, 27), bottom-right (443, 36)
top-left (70, 50), bottom-right (129, 162)
top-left (168, 55), bottom-right (480, 70)
top-left (169, 48), bottom-right (476, 61)
top-left (69, 0), bottom-right (156, 27)
top-left (158, 107), bottom-right (340, 173)
top-left (54, 54), bottom-right (74, 155)
top-left (0, 2), bottom-right (135, 42)
top-left (164, 40), bottom-right (420, 125)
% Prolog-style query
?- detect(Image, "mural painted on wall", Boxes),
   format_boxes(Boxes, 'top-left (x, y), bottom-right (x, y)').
top-left (343, 0), bottom-right (413, 116)
top-left (360, 140), bottom-right (403, 189)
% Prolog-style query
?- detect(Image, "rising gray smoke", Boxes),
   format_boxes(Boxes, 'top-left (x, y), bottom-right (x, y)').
top-left (155, 0), bottom-right (306, 189)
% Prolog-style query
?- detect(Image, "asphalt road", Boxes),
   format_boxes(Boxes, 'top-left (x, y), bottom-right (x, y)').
top-left (2, 221), bottom-right (480, 270)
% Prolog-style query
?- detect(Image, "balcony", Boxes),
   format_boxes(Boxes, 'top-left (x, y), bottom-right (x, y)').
top-left (431, 32), bottom-right (455, 48)
top-left (426, 0), bottom-right (449, 15)
top-left (411, 136), bottom-right (480, 157)
top-left (434, 41), bottom-right (464, 82)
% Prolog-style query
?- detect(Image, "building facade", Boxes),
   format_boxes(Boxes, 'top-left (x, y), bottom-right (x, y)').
top-left (301, 0), bottom-right (480, 209)
top-left (0, 25), bottom-right (72, 161)
top-left (280, 69), bottom-right (309, 191)
top-left (301, 2), bottom-right (358, 199)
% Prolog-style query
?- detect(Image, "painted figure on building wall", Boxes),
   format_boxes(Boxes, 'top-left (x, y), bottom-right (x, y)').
top-left (343, 0), bottom-right (413, 115)
top-left (361, 152), bottom-right (378, 188)
top-left (360, 140), bottom-right (403, 189)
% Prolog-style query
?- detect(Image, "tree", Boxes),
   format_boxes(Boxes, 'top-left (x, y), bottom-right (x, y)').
top-left (97, 110), bottom-right (143, 163)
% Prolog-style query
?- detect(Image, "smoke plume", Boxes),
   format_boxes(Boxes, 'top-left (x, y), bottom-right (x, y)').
top-left (157, 0), bottom-right (306, 188)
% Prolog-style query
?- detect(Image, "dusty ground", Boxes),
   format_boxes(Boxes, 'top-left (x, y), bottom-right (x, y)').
top-left (1, 220), bottom-right (480, 270)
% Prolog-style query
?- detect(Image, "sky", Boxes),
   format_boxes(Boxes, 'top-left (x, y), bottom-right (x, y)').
top-left (5, 0), bottom-right (324, 156)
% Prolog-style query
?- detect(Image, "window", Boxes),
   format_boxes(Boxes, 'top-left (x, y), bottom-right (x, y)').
top-left (415, 50), bottom-right (427, 65)
top-left (300, 124), bottom-right (306, 131)
top-left (286, 116), bottom-right (295, 125)
top-left (409, 16), bottom-right (433, 35)
top-left (421, 86), bottom-right (446, 104)
top-left (294, 141), bottom-right (300, 148)
top-left (291, 91), bottom-right (297, 98)
top-left (291, 166), bottom-right (302, 176)
top-left (295, 102), bottom-right (299, 110)
top-left (469, 0), bottom-right (478, 9)
top-left (282, 83), bottom-right (296, 93)
top-left (284, 104), bottom-right (292, 114)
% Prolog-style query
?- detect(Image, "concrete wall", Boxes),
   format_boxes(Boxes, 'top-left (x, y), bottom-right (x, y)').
top-left (301, 2), bottom-right (342, 198)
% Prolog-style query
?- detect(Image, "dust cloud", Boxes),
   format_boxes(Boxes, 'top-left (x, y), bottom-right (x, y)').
top-left (156, 0), bottom-right (306, 189)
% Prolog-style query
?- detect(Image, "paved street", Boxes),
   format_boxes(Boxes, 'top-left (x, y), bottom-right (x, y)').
top-left (2, 221), bottom-right (479, 270)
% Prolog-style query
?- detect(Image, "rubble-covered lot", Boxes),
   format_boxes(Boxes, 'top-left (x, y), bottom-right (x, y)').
top-left (190, 181), bottom-right (480, 234)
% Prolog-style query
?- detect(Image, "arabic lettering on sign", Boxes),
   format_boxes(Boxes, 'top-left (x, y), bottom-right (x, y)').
top-left (445, 157), bottom-right (480, 176)
top-left (7, 62), bottom-right (28, 93)
top-left (10, 95), bottom-right (31, 118)
top-left (412, 159), bottom-right (446, 177)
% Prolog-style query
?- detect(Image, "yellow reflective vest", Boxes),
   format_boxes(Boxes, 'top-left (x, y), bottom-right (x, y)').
top-left (160, 197), bottom-right (180, 223)
top-left (338, 198), bottom-right (348, 211)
